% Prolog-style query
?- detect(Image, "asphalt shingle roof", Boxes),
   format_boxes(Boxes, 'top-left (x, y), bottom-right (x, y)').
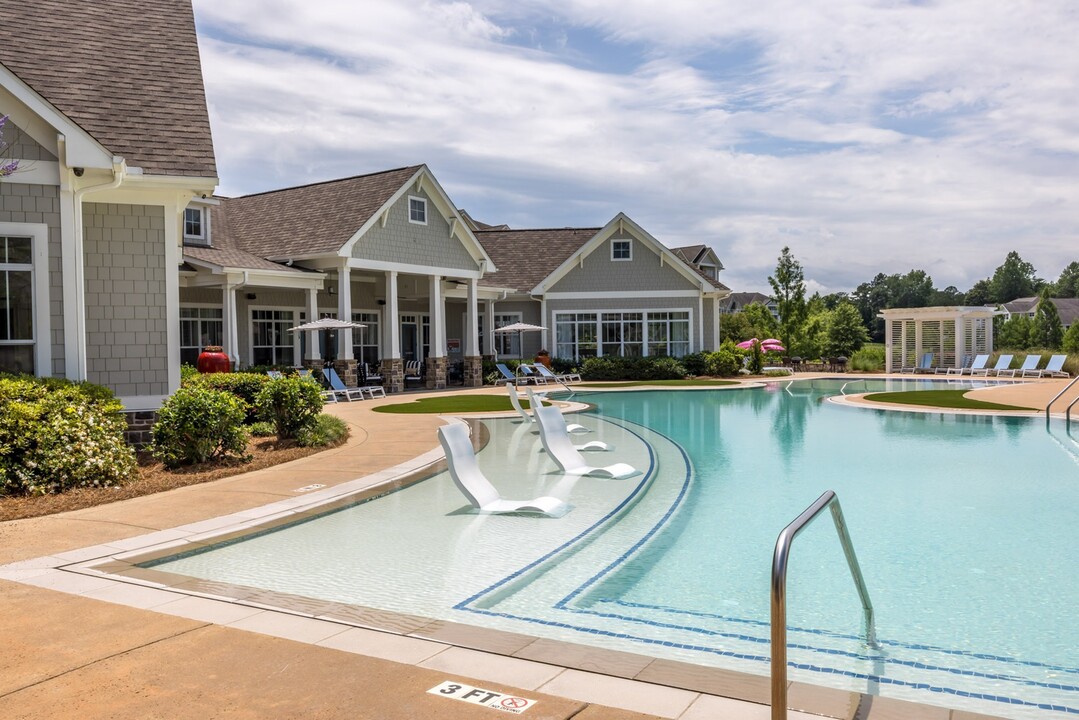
top-left (223, 167), bottom-right (422, 259)
top-left (0, 0), bottom-right (217, 177)
top-left (183, 200), bottom-right (313, 274)
top-left (476, 227), bottom-right (602, 292)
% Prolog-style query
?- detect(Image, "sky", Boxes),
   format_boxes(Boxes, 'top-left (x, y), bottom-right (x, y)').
top-left (191, 0), bottom-right (1079, 295)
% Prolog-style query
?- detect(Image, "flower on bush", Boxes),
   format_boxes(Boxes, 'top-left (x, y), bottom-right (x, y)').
top-left (257, 376), bottom-right (324, 439)
top-left (0, 377), bottom-right (135, 495)
top-left (151, 386), bottom-right (249, 468)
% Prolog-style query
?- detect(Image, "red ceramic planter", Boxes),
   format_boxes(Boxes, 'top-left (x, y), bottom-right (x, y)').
top-left (196, 346), bottom-right (231, 373)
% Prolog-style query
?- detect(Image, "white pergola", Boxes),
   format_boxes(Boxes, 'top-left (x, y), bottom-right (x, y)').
top-left (879, 306), bottom-right (1000, 373)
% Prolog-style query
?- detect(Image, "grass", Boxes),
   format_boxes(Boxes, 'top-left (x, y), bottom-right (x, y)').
top-left (577, 379), bottom-right (739, 388)
top-left (864, 389), bottom-right (1030, 411)
top-left (372, 395), bottom-right (542, 414)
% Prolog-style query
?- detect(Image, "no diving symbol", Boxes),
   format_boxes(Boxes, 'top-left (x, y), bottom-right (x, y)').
top-left (501, 697), bottom-right (528, 710)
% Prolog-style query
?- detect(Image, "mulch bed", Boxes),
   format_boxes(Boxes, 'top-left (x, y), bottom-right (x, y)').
top-left (0, 437), bottom-right (335, 523)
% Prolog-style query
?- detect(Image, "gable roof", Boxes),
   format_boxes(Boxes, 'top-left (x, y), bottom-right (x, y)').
top-left (183, 201), bottom-right (317, 275)
top-left (722, 291), bottom-right (774, 310)
top-left (476, 228), bottom-right (601, 292)
top-left (1003, 296), bottom-right (1079, 326)
top-left (0, 0), bottom-right (216, 177)
top-left (672, 245), bottom-right (707, 264)
top-left (223, 166), bottom-right (423, 259)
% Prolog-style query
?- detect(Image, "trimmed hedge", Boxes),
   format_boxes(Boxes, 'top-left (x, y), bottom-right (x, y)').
top-left (257, 377), bottom-right (324, 439)
top-left (579, 356), bottom-right (688, 381)
top-left (0, 376), bottom-right (136, 495)
top-left (151, 386), bottom-right (249, 468)
top-left (186, 372), bottom-right (270, 424)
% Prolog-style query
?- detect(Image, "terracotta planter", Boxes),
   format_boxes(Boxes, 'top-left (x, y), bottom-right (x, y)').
top-left (534, 353), bottom-right (552, 368)
top-left (196, 346), bottom-right (231, 374)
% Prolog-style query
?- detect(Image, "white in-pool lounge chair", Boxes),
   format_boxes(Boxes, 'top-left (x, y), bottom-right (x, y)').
top-left (506, 386), bottom-right (591, 434)
top-left (971, 354), bottom-right (1011, 377)
top-left (533, 363), bottom-right (582, 383)
top-left (1025, 354), bottom-right (1069, 378)
top-left (524, 388), bottom-right (609, 451)
top-left (437, 424), bottom-right (567, 516)
top-left (998, 355), bottom-right (1039, 378)
top-left (324, 366), bottom-right (366, 401)
top-left (947, 354), bottom-right (989, 376)
top-left (534, 405), bottom-right (636, 479)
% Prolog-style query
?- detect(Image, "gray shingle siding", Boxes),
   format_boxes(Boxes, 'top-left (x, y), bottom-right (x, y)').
top-left (83, 202), bottom-right (168, 396)
top-left (352, 189), bottom-right (478, 272)
top-left (548, 231), bottom-right (701, 293)
top-left (3, 119), bottom-right (57, 161)
top-left (0, 180), bottom-right (65, 375)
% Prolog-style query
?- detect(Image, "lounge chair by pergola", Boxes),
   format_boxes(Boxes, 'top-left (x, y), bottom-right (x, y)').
top-left (879, 306), bottom-right (999, 374)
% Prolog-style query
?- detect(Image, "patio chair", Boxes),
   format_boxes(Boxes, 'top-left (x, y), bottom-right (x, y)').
top-left (947, 354), bottom-right (989, 376)
top-left (437, 424), bottom-right (568, 516)
top-left (913, 353), bottom-right (936, 374)
top-left (362, 384), bottom-right (387, 399)
top-left (296, 367), bottom-right (336, 402)
top-left (404, 360), bottom-right (423, 387)
top-left (533, 363), bottom-right (581, 383)
top-left (534, 406), bottom-right (636, 479)
top-left (494, 363), bottom-right (521, 385)
top-left (519, 364), bottom-right (548, 385)
top-left (265, 370), bottom-right (284, 379)
top-left (361, 362), bottom-right (383, 386)
top-left (324, 366), bottom-right (366, 401)
top-left (998, 355), bottom-right (1039, 378)
top-left (523, 387), bottom-right (594, 436)
top-left (971, 354), bottom-right (1012, 377)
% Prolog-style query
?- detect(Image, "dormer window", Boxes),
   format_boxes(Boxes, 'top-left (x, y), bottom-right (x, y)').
top-left (700, 264), bottom-right (717, 279)
top-left (184, 207), bottom-right (207, 243)
top-left (611, 239), bottom-right (631, 261)
top-left (408, 196), bottom-right (427, 225)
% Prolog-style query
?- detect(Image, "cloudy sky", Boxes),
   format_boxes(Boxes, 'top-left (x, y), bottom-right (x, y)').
top-left (191, 0), bottom-right (1079, 295)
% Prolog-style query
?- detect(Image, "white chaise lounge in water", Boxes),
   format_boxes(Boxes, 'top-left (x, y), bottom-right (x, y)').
top-left (523, 388), bottom-right (608, 450)
top-left (437, 424), bottom-right (568, 516)
top-left (534, 405), bottom-right (637, 479)
top-left (506, 385), bottom-right (590, 433)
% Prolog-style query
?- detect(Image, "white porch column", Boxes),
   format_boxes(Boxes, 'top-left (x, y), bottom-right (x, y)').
top-left (305, 287), bottom-right (320, 361)
top-left (540, 298), bottom-right (548, 353)
top-left (385, 271), bottom-right (400, 359)
top-left (337, 266), bottom-right (353, 360)
top-left (429, 275), bottom-right (445, 357)
top-left (465, 278), bottom-right (479, 356)
top-left (61, 189), bottom-right (87, 380)
top-left (697, 296), bottom-right (704, 353)
top-left (223, 283), bottom-right (240, 367)
top-left (483, 298), bottom-right (495, 356)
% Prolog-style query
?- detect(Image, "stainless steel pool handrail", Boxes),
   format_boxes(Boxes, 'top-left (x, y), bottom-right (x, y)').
top-left (771, 490), bottom-right (877, 720)
top-left (1047, 375), bottom-right (1079, 422)
top-left (1067, 394), bottom-right (1079, 428)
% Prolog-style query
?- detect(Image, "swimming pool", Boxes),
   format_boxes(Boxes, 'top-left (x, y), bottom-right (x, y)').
top-left (147, 379), bottom-right (1079, 719)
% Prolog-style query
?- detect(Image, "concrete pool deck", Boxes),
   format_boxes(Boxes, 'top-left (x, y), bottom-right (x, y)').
top-left (2, 376), bottom-right (1069, 719)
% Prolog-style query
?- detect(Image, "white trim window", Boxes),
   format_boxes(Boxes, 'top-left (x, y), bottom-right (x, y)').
top-left (555, 312), bottom-right (598, 360)
top-left (647, 311), bottom-right (690, 357)
top-left (183, 207), bottom-right (207, 243)
top-left (601, 312), bottom-right (643, 357)
top-left (493, 313), bottom-right (523, 357)
top-left (251, 309), bottom-right (295, 366)
top-left (0, 235), bottom-right (35, 374)
top-left (179, 306), bottom-right (223, 366)
top-left (408, 196), bottom-right (427, 225)
top-left (352, 311), bottom-right (381, 365)
top-left (611, 239), bottom-right (632, 261)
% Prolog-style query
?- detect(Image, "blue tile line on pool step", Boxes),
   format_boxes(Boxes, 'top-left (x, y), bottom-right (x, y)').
top-left (453, 416), bottom-right (659, 611)
top-left (458, 604), bottom-right (1079, 716)
top-left (607, 599), bottom-right (1079, 678)
top-left (562, 603), bottom-right (1079, 694)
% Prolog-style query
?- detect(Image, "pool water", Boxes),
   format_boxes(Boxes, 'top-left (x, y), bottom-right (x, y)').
top-left (150, 379), bottom-right (1079, 719)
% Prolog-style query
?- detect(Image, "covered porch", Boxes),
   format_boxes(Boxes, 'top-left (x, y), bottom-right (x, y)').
top-left (879, 306), bottom-right (998, 373)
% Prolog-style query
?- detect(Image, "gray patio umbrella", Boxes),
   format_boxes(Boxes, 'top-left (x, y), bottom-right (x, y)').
top-left (492, 322), bottom-right (547, 362)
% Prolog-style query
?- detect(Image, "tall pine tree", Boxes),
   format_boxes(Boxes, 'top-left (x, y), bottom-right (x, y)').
top-left (768, 247), bottom-right (807, 353)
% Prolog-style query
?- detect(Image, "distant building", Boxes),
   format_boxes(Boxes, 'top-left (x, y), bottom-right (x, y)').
top-left (719, 292), bottom-right (780, 321)
top-left (998, 297), bottom-right (1079, 329)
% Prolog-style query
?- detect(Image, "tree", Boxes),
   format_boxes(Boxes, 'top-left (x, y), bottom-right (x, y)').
top-left (768, 247), bottom-right (807, 351)
top-left (890, 269), bottom-right (934, 308)
top-left (742, 302), bottom-right (780, 339)
top-left (1052, 261), bottom-right (1079, 298)
top-left (964, 278), bottom-right (992, 306)
top-left (929, 286), bottom-right (964, 306)
top-left (989, 251), bottom-right (1039, 303)
top-left (1063, 321), bottom-right (1079, 353)
top-left (996, 315), bottom-right (1033, 349)
top-left (826, 303), bottom-right (870, 356)
top-left (1029, 288), bottom-right (1064, 349)
top-left (0, 115), bottom-right (20, 177)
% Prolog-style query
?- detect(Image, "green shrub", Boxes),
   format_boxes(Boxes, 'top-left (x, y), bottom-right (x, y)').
top-left (296, 413), bottom-right (350, 448)
top-left (151, 386), bottom-right (249, 469)
top-left (850, 344), bottom-right (885, 372)
top-left (550, 357), bottom-right (578, 375)
top-left (180, 364), bottom-right (200, 385)
top-left (257, 377), bottom-right (324, 439)
top-left (579, 356), bottom-right (687, 381)
top-left (248, 421), bottom-right (277, 437)
top-left (708, 345), bottom-right (744, 376)
top-left (0, 376), bottom-right (136, 495)
top-left (681, 352), bottom-right (710, 376)
top-left (1062, 324), bottom-right (1079, 354)
top-left (188, 372), bottom-right (270, 423)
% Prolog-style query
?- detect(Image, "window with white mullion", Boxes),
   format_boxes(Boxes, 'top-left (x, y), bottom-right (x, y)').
top-left (601, 312), bottom-right (643, 357)
top-left (353, 311), bottom-right (381, 365)
top-left (179, 307), bottom-right (224, 365)
top-left (251, 309), bottom-right (295, 366)
top-left (0, 236), bottom-right (35, 374)
top-left (555, 312), bottom-right (598, 360)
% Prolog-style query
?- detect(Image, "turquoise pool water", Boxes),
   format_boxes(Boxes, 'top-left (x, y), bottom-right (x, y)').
top-left (151, 379), bottom-right (1079, 719)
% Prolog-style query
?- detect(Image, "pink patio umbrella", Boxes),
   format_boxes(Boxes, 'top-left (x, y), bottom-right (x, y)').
top-left (735, 338), bottom-right (759, 349)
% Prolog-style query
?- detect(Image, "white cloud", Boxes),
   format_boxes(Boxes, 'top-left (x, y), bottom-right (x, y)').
top-left (192, 0), bottom-right (1079, 294)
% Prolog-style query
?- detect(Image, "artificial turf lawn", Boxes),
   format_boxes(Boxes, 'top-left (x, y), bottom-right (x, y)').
top-left (372, 396), bottom-right (541, 414)
top-left (864, 389), bottom-right (1029, 411)
top-left (577, 379), bottom-right (739, 388)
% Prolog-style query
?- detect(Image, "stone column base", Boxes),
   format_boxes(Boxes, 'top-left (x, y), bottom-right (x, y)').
top-left (382, 358), bottom-right (404, 393)
top-left (337, 359), bottom-right (359, 387)
top-left (463, 355), bottom-right (484, 387)
top-left (426, 356), bottom-right (447, 389)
